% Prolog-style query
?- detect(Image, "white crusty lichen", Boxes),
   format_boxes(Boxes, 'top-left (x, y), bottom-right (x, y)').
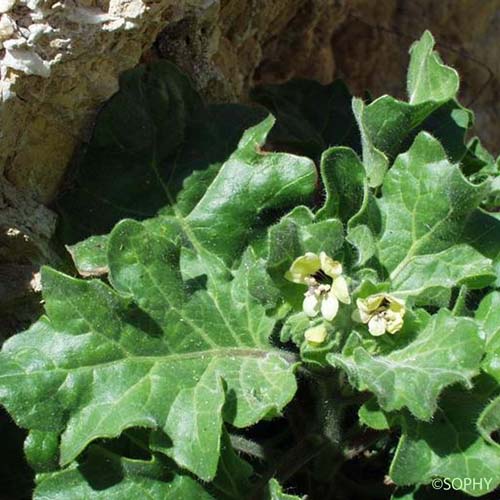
top-left (3, 44), bottom-right (51, 77)
top-left (0, 14), bottom-right (15, 42)
top-left (0, 0), bottom-right (144, 82)
top-left (0, 0), bottom-right (16, 14)
top-left (0, 0), bottom-right (52, 78)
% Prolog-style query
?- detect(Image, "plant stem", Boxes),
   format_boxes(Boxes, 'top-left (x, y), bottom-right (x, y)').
top-left (229, 434), bottom-right (268, 460)
top-left (278, 349), bottom-right (301, 364)
top-left (452, 285), bottom-right (468, 316)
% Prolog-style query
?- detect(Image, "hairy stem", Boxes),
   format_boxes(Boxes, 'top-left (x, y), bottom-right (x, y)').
top-left (229, 434), bottom-right (268, 460)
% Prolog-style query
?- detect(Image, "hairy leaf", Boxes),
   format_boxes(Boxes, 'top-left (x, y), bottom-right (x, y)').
top-left (354, 31), bottom-right (463, 187)
top-left (390, 378), bottom-right (500, 497)
top-left (407, 31), bottom-right (459, 104)
top-left (377, 132), bottom-right (494, 303)
top-left (67, 235), bottom-right (109, 277)
top-left (34, 446), bottom-right (213, 500)
top-left (1, 32), bottom-right (499, 500)
top-left (328, 310), bottom-right (483, 420)
top-left (476, 291), bottom-right (500, 383)
top-left (0, 117), bottom-right (317, 483)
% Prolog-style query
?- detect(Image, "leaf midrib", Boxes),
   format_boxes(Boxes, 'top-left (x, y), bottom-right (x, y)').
top-left (2, 347), bottom-right (292, 377)
top-left (388, 194), bottom-right (455, 280)
top-left (409, 43), bottom-right (429, 104)
top-left (146, 145), bottom-right (261, 350)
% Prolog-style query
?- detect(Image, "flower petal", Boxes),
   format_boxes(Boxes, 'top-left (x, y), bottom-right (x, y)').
top-left (321, 292), bottom-right (339, 321)
top-left (368, 315), bottom-right (387, 336)
top-left (385, 310), bottom-right (404, 334)
top-left (364, 294), bottom-right (386, 312)
top-left (304, 325), bottom-right (328, 345)
top-left (319, 252), bottom-right (343, 278)
top-left (332, 275), bottom-right (351, 304)
top-left (356, 298), bottom-right (372, 323)
top-left (388, 295), bottom-right (406, 315)
top-left (285, 252), bottom-right (321, 284)
top-left (303, 293), bottom-right (320, 317)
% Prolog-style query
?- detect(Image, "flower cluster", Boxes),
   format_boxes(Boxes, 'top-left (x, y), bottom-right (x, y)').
top-left (353, 293), bottom-right (406, 336)
top-left (286, 252), bottom-right (406, 343)
top-left (285, 252), bottom-right (350, 321)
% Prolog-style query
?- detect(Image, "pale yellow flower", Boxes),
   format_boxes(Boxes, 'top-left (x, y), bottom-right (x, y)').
top-left (285, 251), bottom-right (350, 321)
top-left (353, 293), bottom-right (406, 336)
top-left (304, 324), bottom-right (328, 345)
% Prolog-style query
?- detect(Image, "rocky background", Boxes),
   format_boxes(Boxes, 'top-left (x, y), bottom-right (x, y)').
top-left (1, 0), bottom-right (499, 329)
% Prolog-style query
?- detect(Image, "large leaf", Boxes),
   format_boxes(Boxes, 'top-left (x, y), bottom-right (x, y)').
top-left (478, 395), bottom-right (500, 449)
top-left (1, 264), bottom-right (295, 480)
top-left (476, 291), bottom-right (500, 383)
top-left (390, 378), bottom-right (500, 497)
top-left (57, 62), bottom-right (267, 243)
top-left (317, 146), bottom-right (381, 267)
top-left (406, 30), bottom-right (459, 104)
top-left (353, 31), bottom-right (463, 187)
top-left (184, 116), bottom-right (316, 263)
top-left (3, 32), bottom-right (499, 500)
top-left (377, 132), bottom-right (494, 303)
top-left (34, 446), bottom-right (213, 500)
top-left (66, 235), bottom-right (109, 277)
top-left (0, 118), bottom-right (317, 483)
top-left (328, 310), bottom-right (483, 420)
top-left (317, 147), bottom-right (366, 223)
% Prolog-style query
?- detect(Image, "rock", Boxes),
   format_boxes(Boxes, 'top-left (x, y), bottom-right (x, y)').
top-left (0, 14), bottom-right (15, 43)
top-left (0, 177), bottom-right (56, 264)
top-left (0, 0), bottom-right (16, 15)
top-left (0, 0), bottom-right (181, 206)
top-left (0, 0), bottom-right (179, 269)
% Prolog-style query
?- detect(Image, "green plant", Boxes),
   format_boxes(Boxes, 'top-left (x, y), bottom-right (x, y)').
top-left (1, 31), bottom-right (499, 499)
